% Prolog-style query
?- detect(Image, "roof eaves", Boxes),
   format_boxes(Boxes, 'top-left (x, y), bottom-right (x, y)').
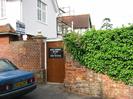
top-left (51, 0), bottom-right (59, 13)
top-left (0, 32), bottom-right (19, 36)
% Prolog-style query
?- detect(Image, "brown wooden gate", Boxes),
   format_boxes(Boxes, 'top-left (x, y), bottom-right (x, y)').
top-left (47, 41), bottom-right (65, 83)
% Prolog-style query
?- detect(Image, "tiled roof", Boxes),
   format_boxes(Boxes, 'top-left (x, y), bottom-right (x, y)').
top-left (58, 14), bottom-right (92, 29)
top-left (0, 24), bottom-right (16, 33)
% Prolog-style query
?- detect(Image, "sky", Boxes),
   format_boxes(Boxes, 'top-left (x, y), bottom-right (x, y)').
top-left (57, 0), bottom-right (133, 29)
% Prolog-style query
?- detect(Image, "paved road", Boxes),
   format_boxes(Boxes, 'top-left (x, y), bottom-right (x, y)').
top-left (19, 84), bottom-right (102, 99)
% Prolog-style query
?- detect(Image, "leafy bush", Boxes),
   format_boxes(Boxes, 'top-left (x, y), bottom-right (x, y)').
top-left (64, 27), bottom-right (133, 85)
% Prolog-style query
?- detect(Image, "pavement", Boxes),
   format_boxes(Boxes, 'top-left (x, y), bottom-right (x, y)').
top-left (20, 83), bottom-right (102, 99)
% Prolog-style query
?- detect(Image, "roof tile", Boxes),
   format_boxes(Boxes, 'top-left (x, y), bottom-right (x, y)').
top-left (58, 14), bottom-right (92, 29)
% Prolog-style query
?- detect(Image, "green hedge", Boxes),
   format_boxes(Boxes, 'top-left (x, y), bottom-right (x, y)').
top-left (64, 26), bottom-right (133, 85)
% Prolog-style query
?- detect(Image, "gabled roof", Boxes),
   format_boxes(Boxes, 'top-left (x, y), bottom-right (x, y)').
top-left (0, 24), bottom-right (16, 33)
top-left (57, 14), bottom-right (92, 29)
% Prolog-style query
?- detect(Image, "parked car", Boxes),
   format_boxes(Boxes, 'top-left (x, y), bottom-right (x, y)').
top-left (0, 59), bottom-right (36, 98)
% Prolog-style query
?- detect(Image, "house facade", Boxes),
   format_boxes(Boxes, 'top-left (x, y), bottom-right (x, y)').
top-left (57, 14), bottom-right (92, 35)
top-left (0, 0), bottom-right (59, 38)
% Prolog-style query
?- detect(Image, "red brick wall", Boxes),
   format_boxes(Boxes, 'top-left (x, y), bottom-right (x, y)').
top-left (0, 36), bottom-right (10, 44)
top-left (65, 53), bottom-right (133, 99)
top-left (0, 40), bottom-right (45, 83)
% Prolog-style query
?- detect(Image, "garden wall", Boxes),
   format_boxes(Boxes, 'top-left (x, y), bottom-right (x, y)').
top-left (64, 53), bottom-right (133, 99)
top-left (0, 39), bottom-right (45, 83)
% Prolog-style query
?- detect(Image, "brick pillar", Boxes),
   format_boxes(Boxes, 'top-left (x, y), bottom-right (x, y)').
top-left (32, 32), bottom-right (47, 83)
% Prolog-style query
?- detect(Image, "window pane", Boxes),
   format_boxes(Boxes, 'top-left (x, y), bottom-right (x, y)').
top-left (42, 3), bottom-right (46, 11)
top-left (42, 11), bottom-right (46, 22)
top-left (0, 60), bottom-right (16, 73)
top-left (37, 9), bottom-right (41, 21)
top-left (37, 0), bottom-right (41, 8)
top-left (0, 0), bottom-right (6, 18)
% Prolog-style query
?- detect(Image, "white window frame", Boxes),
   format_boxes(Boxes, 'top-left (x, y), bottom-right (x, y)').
top-left (0, 0), bottom-right (6, 18)
top-left (37, 0), bottom-right (47, 24)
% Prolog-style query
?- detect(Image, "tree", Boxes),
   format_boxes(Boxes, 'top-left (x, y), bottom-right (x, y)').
top-left (101, 18), bottom-right (113, 30)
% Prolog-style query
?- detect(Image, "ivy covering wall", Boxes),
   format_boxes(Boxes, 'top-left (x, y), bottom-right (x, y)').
top-left (64, 26), bottom-right (133, 85)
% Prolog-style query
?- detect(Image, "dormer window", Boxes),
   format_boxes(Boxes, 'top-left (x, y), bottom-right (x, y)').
top-left (0, 0), bottom-right (6, 18)
top-left (37, 0), bottom-right (47, 23)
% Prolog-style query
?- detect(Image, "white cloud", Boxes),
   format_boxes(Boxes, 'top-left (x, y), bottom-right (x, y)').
top-left (57, 0), bottom-right (133, 29)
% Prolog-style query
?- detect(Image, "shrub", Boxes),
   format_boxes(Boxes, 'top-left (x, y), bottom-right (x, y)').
top-left (64, 27), bottom-right (133, 85)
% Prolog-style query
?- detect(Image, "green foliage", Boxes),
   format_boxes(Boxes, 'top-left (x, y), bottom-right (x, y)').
top-left (64, 27), bottom-right (133, 85)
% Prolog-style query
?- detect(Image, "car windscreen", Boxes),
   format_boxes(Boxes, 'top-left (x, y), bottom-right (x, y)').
top-left (0, 60), bottom-right (17, 73)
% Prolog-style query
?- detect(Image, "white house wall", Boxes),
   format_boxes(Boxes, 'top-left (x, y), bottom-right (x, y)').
top-left (22, 0), bottom-right (57, 38)
top-left (0, 0), bottom-right (58, 38)
top-left (47, 0), bottom-right (58, 38)
top-left (0, 0), bottom-right (21, 29)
